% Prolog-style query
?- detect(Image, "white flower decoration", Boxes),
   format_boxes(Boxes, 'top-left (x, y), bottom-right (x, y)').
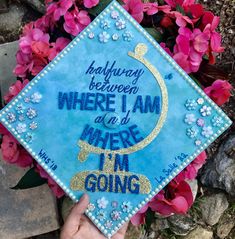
top-left (115, 19), bottom-right (126, 30)
top-left (97, 197), bottom-right (109, 209)
top-left (195, 139), bottom-right (202, 146)
top-left (105, 220), bottom-right (113, 229)
top-left (201, 126), bottom-right (213, 138)
top-left (26, 108), bottom-right (37, 119)
top-left (211, 116), bottom-right (223, 127)
top-left (186, 127), bottom-right (198, 138)
top-left (16, 123), bottom-right (27, 134)
top-left (111, 210), bottom-right (121, 221)
top-left (100, 20), bottom-right (110, 30)
top-left (99, 31), bottom-right (110, 43)
top-left (97, 210), bottom-right (106, 221)
top-left (185, 99), bottom-right (197, 111)
top-left (6, 112), bottom-right (16, 123)
top-left (31, 92), bottom-right (42, 103)
top-left (200, 105), bottom-right (212, 117)
top-left (29, 121), bottom-right (38, 130)
top-left (184, 114), bottom-right (196, 125)
top-left (111, 10), bottom-right (119, 19)
top-left (121, 201), bottom-right (132, 213)
top-left (197, 98), bottom-right (204, 105)
top-left (112, 33), bottom-right (119, 41)
top-left (88, 32), bottom-right (95, 39)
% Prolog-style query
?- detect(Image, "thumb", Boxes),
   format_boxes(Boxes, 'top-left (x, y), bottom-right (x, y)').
top-left (61, 194), bottom-right (89, 237)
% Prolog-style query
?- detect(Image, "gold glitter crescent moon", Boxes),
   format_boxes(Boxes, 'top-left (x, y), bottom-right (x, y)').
top-left (78, 43), bottom-right (168, 161)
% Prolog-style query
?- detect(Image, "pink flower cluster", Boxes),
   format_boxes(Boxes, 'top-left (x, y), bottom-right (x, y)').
top-left (204, 80), bottom-right (232, 106)
top-left (122, 0), bottom-right (224, 74)
top-left (131, 151), bottom-right (207, 225)
top-left (13, 0), bottom-right (97, 79)
top-left (162, 0), bottom-right (224, 73)
top-left (123, 0), bottom-right (170, 23)
top-left (0, 124), bottom-right (33, 168)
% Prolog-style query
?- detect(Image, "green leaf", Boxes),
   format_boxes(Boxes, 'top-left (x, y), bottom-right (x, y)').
top-left (11, 167), bottom-right (47, 190)
top-left (144, 28), bottom-right (163, 43)
top-left (87, 0), bottom-right (114, 16)
top-left (176, 4), bottom-right (185, 15)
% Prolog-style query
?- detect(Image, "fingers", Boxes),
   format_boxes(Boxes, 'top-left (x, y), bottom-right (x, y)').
top-left (61, 194), bottom-right (90, 238)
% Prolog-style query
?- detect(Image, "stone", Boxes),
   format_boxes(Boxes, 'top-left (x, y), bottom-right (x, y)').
top-left (167, 214), bottom-right (196, 236)
top-left (151, 216), bottom-right (169, 231)
top-left (199, 193), bottom-right (229, 226)
top-left (0, 41), bottom-right (19, 108)
top-left (216, 212), bottom-right (235, 239)
top-left (187, 179), bottom-right (198, 201)
top-left (181, 226), bottom-right (213, 239)
top-left (0, 41), bottom-right (60, 238)
top-left (0, 3), bottom-right (28, 43)
top-left (200, 134), bottom-right (235, 197)
top-left (0, 0), bottom-right (8, 13)
top-left (0, 157), bottom-right (60, 239)
top-left (61, 196), bottom-right (75, 221)
top-left (126, 224), bottom-right (143, 239)
top-left (20, 0), bottom-right (45, 14)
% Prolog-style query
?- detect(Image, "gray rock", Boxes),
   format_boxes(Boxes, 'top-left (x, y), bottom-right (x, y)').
top-left (0, 3), bottom-right (28, 43)
top-left (200, 134), bottom-right (235, 196)
top-left (126, 224), bottom-right (143, 239)
top-left (61, 196), bottom-right (75, 221)
top-left (21, 0), bottom-right (45, 14)
top-left (0, 41), bottom-right (60, 238)
top-left (0, 157), bottom-right (60, 239)
top-left (181, 226), bottom-right (213, 239)
top-left (151, 216), bottom-right (169, 231)
top-left (0, 41), bottom-right (19, 107)
top-left (199, 193), bottom-right (229, 226)
top-left (216, 212), bottom-right (235, 239)
top-left (187, 180), bottom-right (198, 201)
top-left (167, 214), bottom-right (196, 236)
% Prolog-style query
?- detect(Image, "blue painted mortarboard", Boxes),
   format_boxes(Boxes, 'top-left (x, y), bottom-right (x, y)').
top-left (0, 1), bottom-right (232, 238)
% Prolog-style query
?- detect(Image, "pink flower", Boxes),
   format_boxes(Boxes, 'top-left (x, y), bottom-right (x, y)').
top-left (31, 41), bottom-right (50, 58)
top-left (149, 180), bottom-right (193, 216)
top-left (143, 3), bottom-right (170, 15)
top-left (4, 79), bottom-right (29, 103)
top-left (131, 203), bottom-right (148, 226)
top-left (201, 12), bottom-right (224, 63)
top-left (19, 28), bottom-right (49, 54)
top-left (192, 151), bottom-right (207, 172)
top-left (47, 0), bottom-right (73, 21)
top-left (49, 37), bottom-right (71, 61)
top-left (169, 11), bottom-right (193, 27)
top-left (31, 55), bottom-right (48, 76)
top-left (173, 27), bottom-right (209, 73)
top-left (160, 43), bottom-right (173, 57)
top-left (83, 0), bottom-right (99, 8)
top-left (1, 134), bottom-right (19, 164)
top-left (183, 151), bottom-right (207, 180)
top-left (204, 80), bottom-right (232, 106)
top-left (13, 51), bottom-right (33, 78)
top-left (0, 123), bottom-right (10, 135)
top-left (64, 8), bottom-right (91, 36)
top-left (160, 15), bottom-right (174, 28)
top-left (35, 164), bottom-right (65, 198)
top-left (123, 0), bottom-right (144, 23)
top-left (165, 0), bottom-right (196, 9)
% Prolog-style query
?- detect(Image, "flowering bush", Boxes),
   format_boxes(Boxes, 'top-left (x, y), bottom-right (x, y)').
top-left (0, 0), bottom-right (233, 227)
